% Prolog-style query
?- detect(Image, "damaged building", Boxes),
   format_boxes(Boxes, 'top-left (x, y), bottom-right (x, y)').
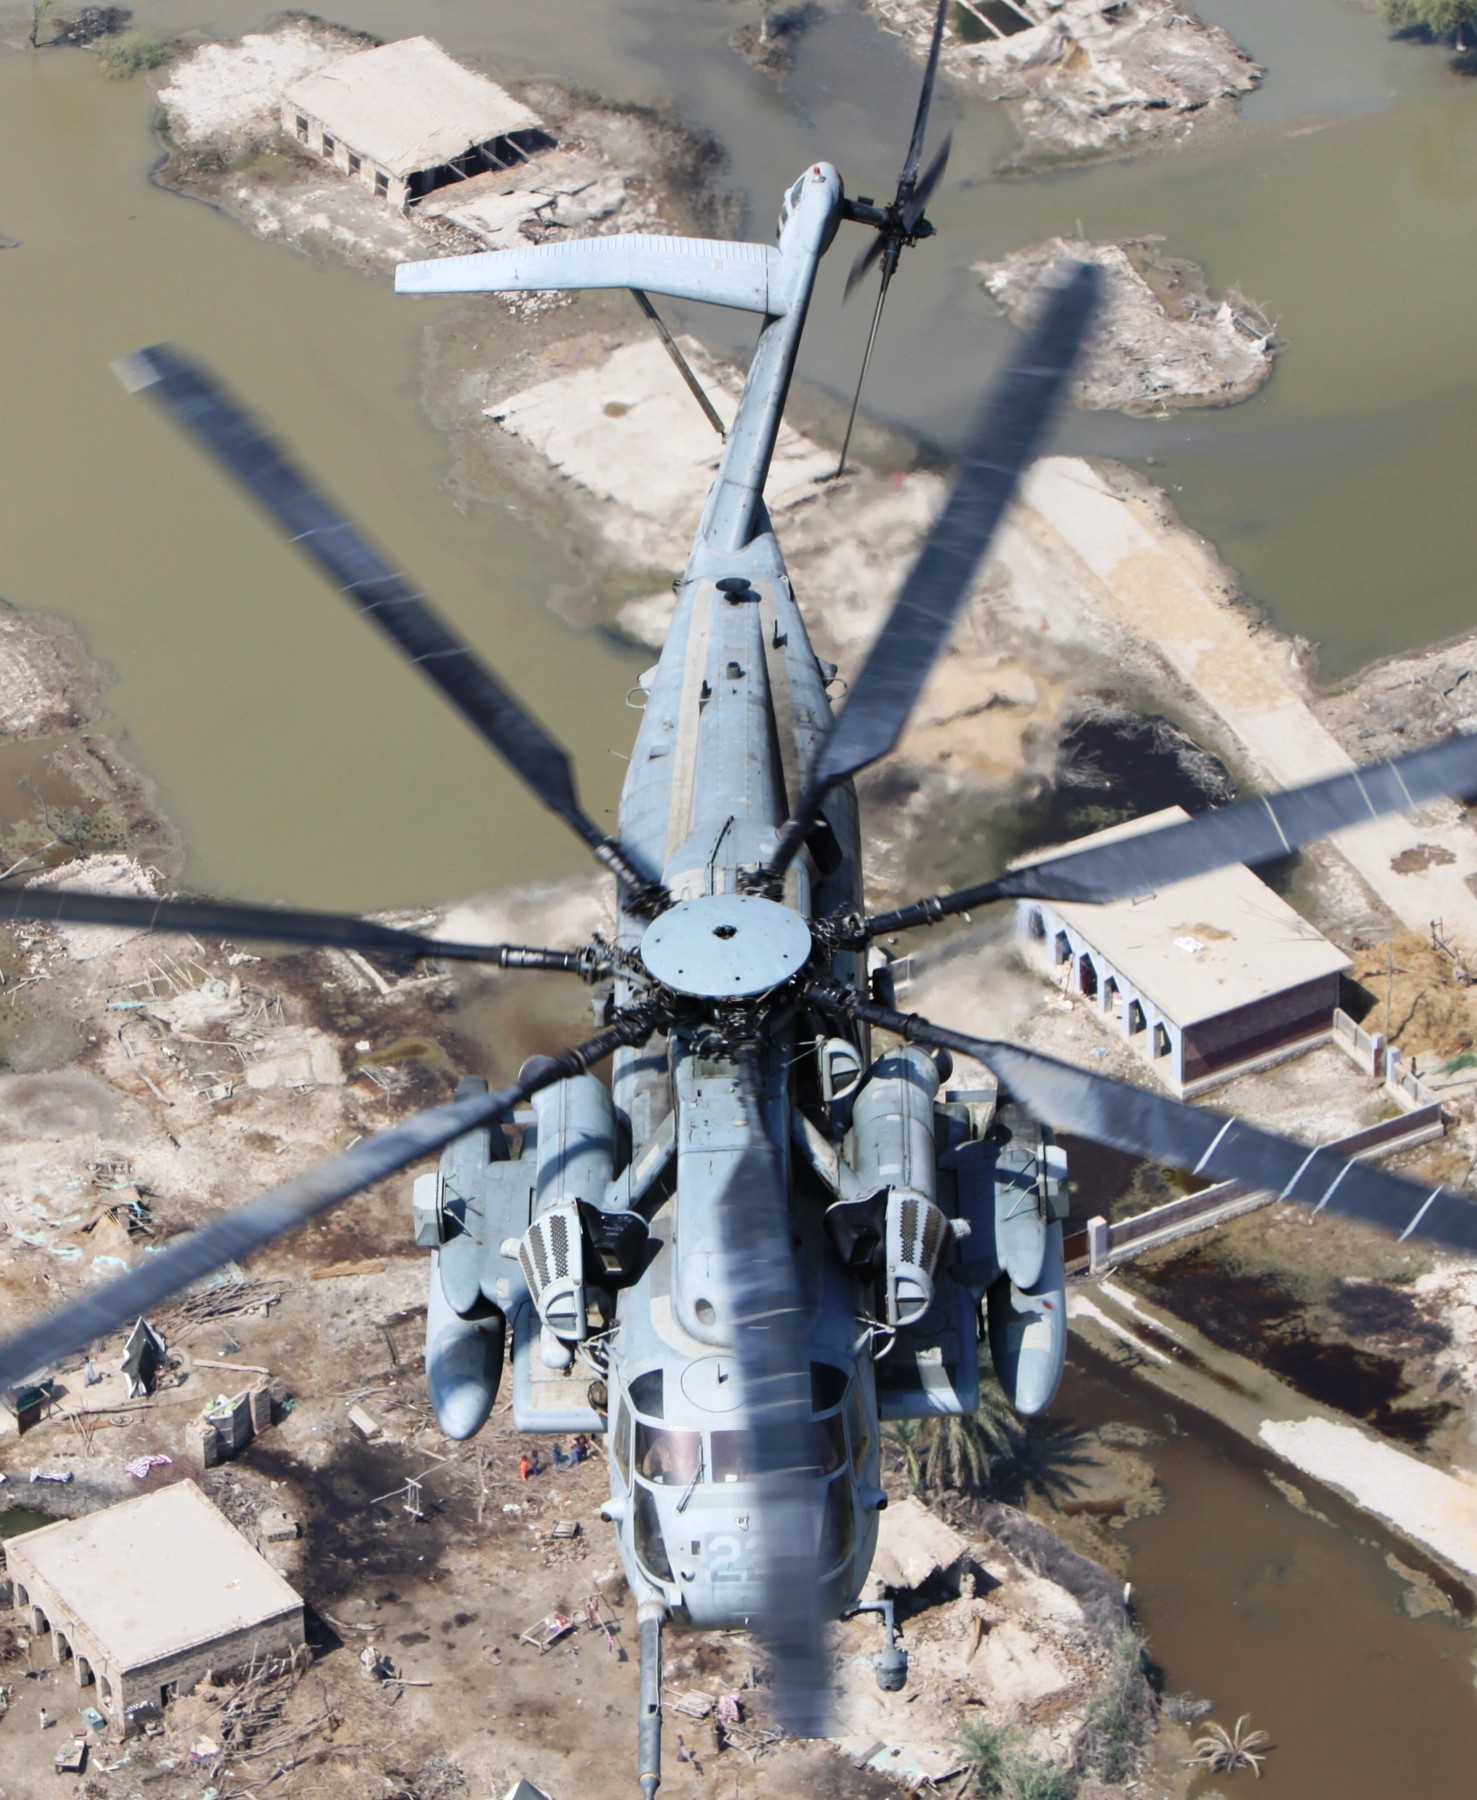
top-left (1018, 806), bottom-right (1350, 1096)
top-left (281, 35), bottom-right (554, 211)
top-left (5, 1481), bottom-right (304, 1729)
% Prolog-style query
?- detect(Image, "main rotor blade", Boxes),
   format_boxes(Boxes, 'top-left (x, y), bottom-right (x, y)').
top-left (900, 0), bottom-right (951, 193)
top-left (863, 730), bottom-right (1477, 935)
top-left (771, 261), bottom-right (1099, 878)
top-left (0, 1009), bottom-right (659, 1394)
top-left (114, 346), bottom-right (660, 903)
top-left (726, 1043), bottom-right (828, 1737)
top-left (0, 883), bottom-right (592, 972)
top-left (806, 985), bottom-right (1477, 1257)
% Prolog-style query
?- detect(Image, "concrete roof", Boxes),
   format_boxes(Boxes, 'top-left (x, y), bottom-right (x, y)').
top-left (7, 1481), bottom-right (301, 1668)
top-left (283, 37), bottom-right (540, 179)
top-left (1026, 807), bottom-right (1350, 1028)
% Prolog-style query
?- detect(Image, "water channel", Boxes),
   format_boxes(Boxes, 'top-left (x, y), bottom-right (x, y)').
top-left (4, 2), bottom-right (1477, 1789)
top-left (1064, 1351), bottom-right (1477, 1796)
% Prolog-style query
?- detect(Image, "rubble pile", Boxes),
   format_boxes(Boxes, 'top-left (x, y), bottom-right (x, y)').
top-left (870, 0), bottom-right (1261, 164)
top-left (978, 235), bottom-right (1275, 414)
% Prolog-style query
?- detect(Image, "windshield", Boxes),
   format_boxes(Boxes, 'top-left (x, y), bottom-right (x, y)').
top-left (635, 1423), bottom-right (702, 1486)
top-left (710, 1413), bottom-right (845, 1483)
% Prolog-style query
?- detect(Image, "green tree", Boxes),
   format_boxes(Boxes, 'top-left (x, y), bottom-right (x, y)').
top-left (1385, 0), bottom-right (1477, 51)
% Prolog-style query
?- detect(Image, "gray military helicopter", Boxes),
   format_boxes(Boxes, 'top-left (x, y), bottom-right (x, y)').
top-left (6, 4), bottom-right (1477, 1788)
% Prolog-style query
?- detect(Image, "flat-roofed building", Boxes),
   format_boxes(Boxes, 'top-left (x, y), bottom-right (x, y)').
top-left (1017, 806), bottom-right (1350, 1097)
top-left (5, 1481), bottom-right (303, 1730)
top-left (281, 35), bottom-right (551, 211)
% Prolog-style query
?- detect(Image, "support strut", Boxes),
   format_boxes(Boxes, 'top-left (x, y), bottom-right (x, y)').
top-left (638, 1606), bottom-right (665, 1798)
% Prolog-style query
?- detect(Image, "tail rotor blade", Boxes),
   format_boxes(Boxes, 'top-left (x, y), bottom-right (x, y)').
top-left (0, 882), bottom-right (596, 972)
top-left (904, 132), bottom-right (952, 232)
top-left (774, 261), bottom-right (1100, 877)
top-left (114, 346), bottom-right (662, 904)
top-left (0, 1008), bottom-right (660, 1394)
top-left (900, 0), bottom-right (951, 193)
top-left (844, 231), bottom-right (887, 302)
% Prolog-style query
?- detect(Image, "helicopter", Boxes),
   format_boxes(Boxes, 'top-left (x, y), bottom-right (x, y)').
top-left (6, 4), bottom-right (1477, 1790)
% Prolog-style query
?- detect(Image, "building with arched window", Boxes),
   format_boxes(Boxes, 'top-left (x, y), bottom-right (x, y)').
top-left (5, 1481), bottom-right (302, 1732)
top-left (1017, 807), bottom-right (1350, 1097)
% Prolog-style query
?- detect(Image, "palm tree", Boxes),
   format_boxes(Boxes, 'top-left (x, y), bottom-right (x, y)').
top-left (1186, 1715), bottom-right (1273, 1778)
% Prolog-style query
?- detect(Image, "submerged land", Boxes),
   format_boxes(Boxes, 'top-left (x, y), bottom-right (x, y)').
top-left (3, 4), bottom-right (1477, 1796)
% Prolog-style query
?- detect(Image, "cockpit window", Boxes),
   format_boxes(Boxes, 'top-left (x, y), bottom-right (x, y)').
top-left (635, 1423), bottom-right (702, 1485)
top-left (810, 1363), bottom-right (847, 1414)
top-left (629, 1369), bottom-right (664, 1420)
top-left (710, 1413), bottom-right (845, 1483)
top-left (788, 177), bottom-right (805, 209)
top-left (819, 1474), bottom-right (856, 1573)
top-left (633, 1482), bottom-right (673, 1582)
top-left (845, 1381), bottom-right (873, 1479)
top-left (612, 1399), bottom-right (631, 1483)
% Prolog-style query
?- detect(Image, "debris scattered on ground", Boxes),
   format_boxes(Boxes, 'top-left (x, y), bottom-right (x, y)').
top-left (870, 0), bottom-right (1261, 167)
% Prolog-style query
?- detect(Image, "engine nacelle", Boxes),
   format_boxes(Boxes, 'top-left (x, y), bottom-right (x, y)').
top-left (517, 1073), bottom-right (617, 1346)
top-left (838, 1046), bottom-right (949, 1328)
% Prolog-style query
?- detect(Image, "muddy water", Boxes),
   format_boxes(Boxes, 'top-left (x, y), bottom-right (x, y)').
top-left (1065, 1351), bottom-right (1477, 1797)
top-left (0, 34), bottom-right (643, 911)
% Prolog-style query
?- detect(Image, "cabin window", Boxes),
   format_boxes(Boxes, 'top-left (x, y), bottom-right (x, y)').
top-left (810, 1363), bottom-right (847, 1413)
top-left (1153, 1023), bottom-right (1171, 1059)
top-left (633, 1483), bottom-right (673, 1582)
top-left (636, 1423), bottom-right (701, 1485)
top-left (375, 170), bottom-right (389, 197)
top-left (1027, 908), bottom-right (1046, 941)
top-left (1128, 999), bottom-right (1146, 1035)
top-left (348, 152), bottom-right (361, 175)
top-left (611, 1398), bottom-right (631, 1483)
top-left (629, 1368), bottom-right (664, 1419)
top-left (1077, 955), bottom-right (1098, 1000)
top-left (295, 115), bottom-right (308, 143)
top-left (1054, 930), bottom-right (1071, 965)
top-left (322, 133), bottom-right (336, 157)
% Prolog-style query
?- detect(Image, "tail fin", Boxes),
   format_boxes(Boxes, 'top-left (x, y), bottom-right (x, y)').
top-left (396, 233), bottom-right (781, 315)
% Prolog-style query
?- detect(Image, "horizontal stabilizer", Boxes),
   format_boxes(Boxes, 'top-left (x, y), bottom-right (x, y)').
top-left (396, 234), bottom-right (783, 314)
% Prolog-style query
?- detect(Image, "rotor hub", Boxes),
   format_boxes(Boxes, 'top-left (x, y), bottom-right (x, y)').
top-left (640, 894), bottom-right (811, 1000)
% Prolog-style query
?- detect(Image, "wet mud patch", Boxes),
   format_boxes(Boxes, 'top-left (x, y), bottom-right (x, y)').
top-left (1131, 1250), bottom-right (1459, 1448)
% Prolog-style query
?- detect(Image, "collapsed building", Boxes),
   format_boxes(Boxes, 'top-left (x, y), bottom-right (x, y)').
top-left (281, 35), bottom-right (554, 211)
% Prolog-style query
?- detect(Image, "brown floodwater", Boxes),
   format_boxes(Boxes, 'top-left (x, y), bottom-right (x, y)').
top-left (1065, 1351), bottom-right (1477, 1798)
